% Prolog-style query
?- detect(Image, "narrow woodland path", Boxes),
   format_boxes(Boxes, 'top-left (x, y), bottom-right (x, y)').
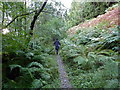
top-left (56, 55), bottom-right (72, 88)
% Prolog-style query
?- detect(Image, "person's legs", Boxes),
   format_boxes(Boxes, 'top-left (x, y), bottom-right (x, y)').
top-left (55, 46), bottom-right (59, 55)
top-left (56, 49), bottom-right (58, 54)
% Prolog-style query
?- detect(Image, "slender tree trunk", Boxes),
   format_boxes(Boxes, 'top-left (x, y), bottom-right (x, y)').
top-left (2, 2), bottom-right (5, 26)
top-left (15, 19), bottom-right (17, 32)
top-left (30, 0), bottom-right (48, 34)
top-left (27, 0), bottom-right (48, 45)
top-left (16, 18), bottom-right (19, 35)
top-left (24, 1), bottom-right (27, 31)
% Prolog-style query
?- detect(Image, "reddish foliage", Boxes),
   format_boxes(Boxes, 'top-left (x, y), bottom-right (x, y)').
top-left (68, 7), bottom-right (120, 35)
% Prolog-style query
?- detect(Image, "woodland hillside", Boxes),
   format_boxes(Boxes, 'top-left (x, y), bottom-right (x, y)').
top-left (68, 5), bottom-right (120, 35)
top-left (1, 0), bottom-right (120, 89)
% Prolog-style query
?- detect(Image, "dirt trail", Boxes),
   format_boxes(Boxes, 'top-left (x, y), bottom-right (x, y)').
top-left (56, 55), bottom-right (72, 88)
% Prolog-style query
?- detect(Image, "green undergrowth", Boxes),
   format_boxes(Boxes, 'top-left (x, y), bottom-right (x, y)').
top-left (60, 25), bottom-right (120, 88)
top-left (2, 54), bottom-right (59, 88)
top-left (2, 32), bottom-right (60, 88)
top-left (42, 78), bottom-right (61, 88)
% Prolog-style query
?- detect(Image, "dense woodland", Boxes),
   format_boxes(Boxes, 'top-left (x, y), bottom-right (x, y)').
top-left (1, 0), bottom-right (120, 88)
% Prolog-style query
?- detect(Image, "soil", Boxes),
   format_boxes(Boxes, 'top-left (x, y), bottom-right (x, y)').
top-left (56, 55), bottom-right (72, 88)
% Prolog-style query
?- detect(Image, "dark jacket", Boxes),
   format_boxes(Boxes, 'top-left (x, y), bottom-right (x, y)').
top-left (54, 40), bottom-right (61, 47)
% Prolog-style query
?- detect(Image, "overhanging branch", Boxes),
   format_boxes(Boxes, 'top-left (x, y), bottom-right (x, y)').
top-left (2, 10), bottom-right (50, 29)
top-left (2, 10), bottom-right (36, 29)
top-left (30, 0), bottom-right (48, 32)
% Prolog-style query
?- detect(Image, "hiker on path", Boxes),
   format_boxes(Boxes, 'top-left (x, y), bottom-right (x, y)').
top-left (54, 39), bottom-right (61, 55)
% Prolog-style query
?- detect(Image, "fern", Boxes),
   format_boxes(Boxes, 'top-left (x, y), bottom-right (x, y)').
top-left (97, 50), bottom-right (116, 56)
top-left (101, 60), bottom-right (118, 78)
top-left (32, 79), bottom-right (43, 88)
top-left (104, 79), bottom-right (119, 88)
top-left (25, 52), bottom-right (34, 59)
top-left (41, 72), bottom-right (51, 80)
top-left (9, 64), bottom-right (22, 70)
top-left (28, 62), bottom-right (43, 69)
top-left (32, 55), bottom-right (42, 61)
top-left (73, 56), bottom-right (87, 65)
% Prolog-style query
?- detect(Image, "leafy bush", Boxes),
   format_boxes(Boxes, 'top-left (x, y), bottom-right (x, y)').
top-left (61, 24), bottom-right (119, 88)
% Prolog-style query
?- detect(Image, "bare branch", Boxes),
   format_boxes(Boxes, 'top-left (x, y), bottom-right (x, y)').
top-left (30, 0), bottom-right (48, 32)
top-left (2, 9), bottom-right (50, 29)
top-left (2, 10), bottom-right (36, 29)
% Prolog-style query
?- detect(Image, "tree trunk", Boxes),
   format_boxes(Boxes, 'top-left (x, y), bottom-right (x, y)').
top-left (2, 2), bottom-right (5, 26)
top-left (24, 1), bottom-right (27, 31)
top-left (30, 0), bottom-right (48, 35)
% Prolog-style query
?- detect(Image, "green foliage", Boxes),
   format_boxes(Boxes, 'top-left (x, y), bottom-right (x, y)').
top-left (2, 1), bottom-right (65, 88)
top-left (65, 57), bottom-right (119, 88)
top-left (28, 62), bottom-right (43, 68)
top-left (73, 56), bottom-right (86, 65)
top-left (105, 3), bottom-right (119, 12)
top-left (2, 31), bottom-right (28, 53)
top-left (2, 0), bottom-right (119, 88)
top-left (32, 79), bottom-right (44, 88)
top-left (9, 64), bottom-right (22, 70)
top-left (104, 79), bottom-right (119, 88)
top-left (2, 54), bottom-right (59, 88)
top-left (42, 78), bottom-right (61, 88)
top-left (67, 2), bottom-right (117, 27)
top-left (35, 17), bottom-right (67, 41)
top-left (61, 24), bottom-right (119, 88)
top-left (2, 30), bottom-right (60, 88)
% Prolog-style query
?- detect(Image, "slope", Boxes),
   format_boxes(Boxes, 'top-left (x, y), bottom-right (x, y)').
top-left (68, 6), bottom-right (120, 35)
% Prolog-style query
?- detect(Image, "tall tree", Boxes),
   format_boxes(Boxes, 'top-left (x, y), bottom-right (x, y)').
top-left (30, 0), bottom-right (48, 35)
